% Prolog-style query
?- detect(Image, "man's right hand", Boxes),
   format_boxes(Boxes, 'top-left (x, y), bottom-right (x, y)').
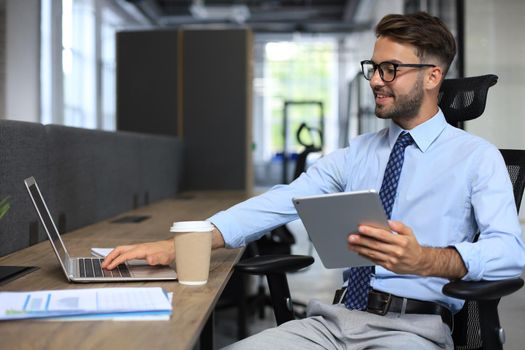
top-left (101, 239), bottom-right (175, 270)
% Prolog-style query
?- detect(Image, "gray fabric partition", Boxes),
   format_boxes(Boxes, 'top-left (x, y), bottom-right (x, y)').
top-left (0, 122), bottom-right (183, 258)
top-left (0, 120), bottom-right (48, 257)
top-left (46, 125), bottom-right (143, 232)
top-left (45, 125), bottom-right (183, 233)
top-left (138, 133), bottom-right (182, 204)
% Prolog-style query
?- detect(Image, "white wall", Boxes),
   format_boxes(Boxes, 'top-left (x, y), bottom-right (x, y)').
top-left (464, 0), bottom-right (525, 220)
top-left (465, 0), bottom-right (525, 149)
top-left (5, 0), bottom-right (40, 122)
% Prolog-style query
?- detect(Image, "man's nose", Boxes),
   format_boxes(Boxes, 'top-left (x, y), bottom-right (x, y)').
top-left (369, 68), bottom-right (384, 88)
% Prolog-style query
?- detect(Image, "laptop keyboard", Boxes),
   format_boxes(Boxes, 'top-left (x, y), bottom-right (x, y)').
top-left (78, 258), bottom-right (131, 278)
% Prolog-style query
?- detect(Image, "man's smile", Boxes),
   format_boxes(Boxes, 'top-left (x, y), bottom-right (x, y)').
top-left (374, 89), bottom-right (394, 105)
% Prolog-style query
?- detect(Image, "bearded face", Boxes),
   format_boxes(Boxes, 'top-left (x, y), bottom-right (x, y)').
top-left (373, 72), bottom-right (424, 122)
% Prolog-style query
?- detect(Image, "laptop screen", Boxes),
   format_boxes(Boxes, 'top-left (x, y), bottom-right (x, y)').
top-left (25, 177), bottom-right (71, 266)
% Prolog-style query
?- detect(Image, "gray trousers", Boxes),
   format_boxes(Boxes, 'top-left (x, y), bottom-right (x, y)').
top-left (223, 299), bottom-right (453, 350)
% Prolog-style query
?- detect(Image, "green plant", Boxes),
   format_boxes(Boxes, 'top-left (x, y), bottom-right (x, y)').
top-left (0, 196), bottom-right (10, 220)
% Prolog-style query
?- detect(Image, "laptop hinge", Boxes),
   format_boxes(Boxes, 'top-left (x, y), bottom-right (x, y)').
top-left (66, 257), bottom-right (76, 277)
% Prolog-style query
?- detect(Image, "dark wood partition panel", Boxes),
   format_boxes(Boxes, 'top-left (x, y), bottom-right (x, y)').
top-left (181, 28), bottom-right (252, 192)
top-left (116, 28), bottom-right (252, 192)
top-left (116, 29), bottom-right (181, 137)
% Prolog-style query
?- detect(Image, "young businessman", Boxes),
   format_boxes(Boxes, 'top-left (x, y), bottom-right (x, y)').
top-left (102, 12), bottom-right (525, 349)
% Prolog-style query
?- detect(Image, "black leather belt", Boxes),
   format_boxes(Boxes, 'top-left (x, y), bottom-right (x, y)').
top-left (334, 288), bottom-right (453, 330)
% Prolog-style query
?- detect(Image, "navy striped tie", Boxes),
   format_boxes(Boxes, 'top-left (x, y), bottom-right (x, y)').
top-left (343, 132), bottom-right (414, 310)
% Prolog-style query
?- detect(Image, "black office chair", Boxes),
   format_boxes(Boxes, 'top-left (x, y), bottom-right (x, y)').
top-left (439, 74), bottom-right (525, 349)
top-left (236, 74), bottom-right (525, 349)
top-left (438, 74), bottom-right (498, 128)
top-left (292, 122), bottom-right (323, 180)
top-left (443, 148), bottom-right (525, 350)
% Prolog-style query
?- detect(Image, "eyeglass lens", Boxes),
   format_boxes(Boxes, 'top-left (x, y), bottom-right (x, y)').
top-left (362, 62), bottom-right (396, 82)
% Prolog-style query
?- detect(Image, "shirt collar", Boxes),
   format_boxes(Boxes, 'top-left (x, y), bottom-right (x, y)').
top-left (387, 109), bottom-right (447, 152)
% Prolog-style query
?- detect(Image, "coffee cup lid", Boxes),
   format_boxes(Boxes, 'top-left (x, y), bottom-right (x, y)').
top-left (170, 221), bottom-right (214, 232)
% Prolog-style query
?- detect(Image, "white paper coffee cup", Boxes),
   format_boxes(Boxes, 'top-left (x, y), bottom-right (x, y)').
top-left (170, 221), bottom-right (213, 285)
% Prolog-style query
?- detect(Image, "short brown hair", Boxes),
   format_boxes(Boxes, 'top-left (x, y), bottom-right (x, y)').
top-left (375, 12), bottom-right (456, 76)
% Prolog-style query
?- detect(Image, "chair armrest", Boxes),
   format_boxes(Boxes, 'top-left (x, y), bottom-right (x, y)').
top-left (442, 278), bottom-right (524, 300)
top-left (235, 254), bottom-right (314, 275)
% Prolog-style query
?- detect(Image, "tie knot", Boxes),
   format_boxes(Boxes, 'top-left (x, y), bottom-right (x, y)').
top-left (396, 132), bottom-right (414, 149)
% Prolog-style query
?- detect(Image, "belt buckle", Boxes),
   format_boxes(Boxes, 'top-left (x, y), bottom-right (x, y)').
top-left (333, 287), bottom-right (348, 304)
top-left (367, 290), bottom-right (392, 316)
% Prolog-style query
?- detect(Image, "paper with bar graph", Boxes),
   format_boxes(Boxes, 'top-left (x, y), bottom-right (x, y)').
top-left (0, 287), bottom-right (172, 321)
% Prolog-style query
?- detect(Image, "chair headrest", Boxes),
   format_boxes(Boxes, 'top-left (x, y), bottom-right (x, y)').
top-left (438, 74), bottom-right (498, 124)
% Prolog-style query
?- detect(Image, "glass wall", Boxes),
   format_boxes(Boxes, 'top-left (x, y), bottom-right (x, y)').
top-left (62, 0), bottom-right (96, 128)
top-left (465, 0), bottom-right (525, 150)
top-left (252, 36), bottom-right (338, 186)
top-left (40, 0), bottom-right (134, 130)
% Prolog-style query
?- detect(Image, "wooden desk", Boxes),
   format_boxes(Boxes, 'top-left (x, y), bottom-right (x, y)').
top-left (0, 192), bottom-right (247, 350)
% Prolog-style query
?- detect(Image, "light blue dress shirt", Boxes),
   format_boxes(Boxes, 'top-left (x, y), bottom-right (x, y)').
top-left (209, 110), bottom-right (525, 313)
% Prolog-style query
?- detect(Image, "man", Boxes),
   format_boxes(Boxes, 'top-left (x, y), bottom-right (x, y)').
top-left (102, 12), bottom-right (525, 349)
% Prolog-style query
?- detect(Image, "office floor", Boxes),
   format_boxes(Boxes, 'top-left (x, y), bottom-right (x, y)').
top-left (214, 222), bottom-right (525, 350)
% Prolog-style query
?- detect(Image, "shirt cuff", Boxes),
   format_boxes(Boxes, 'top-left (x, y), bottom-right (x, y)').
top-left (207, 210), bottom-right (246, 248)
top-left (453, 241), bottom-right (483, 281)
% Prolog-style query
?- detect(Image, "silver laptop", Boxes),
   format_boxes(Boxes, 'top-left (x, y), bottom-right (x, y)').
top-left (293, 190), bottom-right (389, 269)
top-left (24, 176), bottom-right (178, 282)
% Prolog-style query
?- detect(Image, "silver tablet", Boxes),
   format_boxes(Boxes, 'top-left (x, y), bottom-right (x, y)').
top-left (293, 190), bottom-right (389, 269)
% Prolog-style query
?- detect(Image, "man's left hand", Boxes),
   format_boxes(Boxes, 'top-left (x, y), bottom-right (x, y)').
top-left (347, 220), bottom-right (426, 275)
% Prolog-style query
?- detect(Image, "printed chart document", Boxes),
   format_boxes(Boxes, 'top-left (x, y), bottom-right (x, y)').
top-left (0, 287), bottom-right (172, 321)
top-left (47, 292), bottom-right (174, 321)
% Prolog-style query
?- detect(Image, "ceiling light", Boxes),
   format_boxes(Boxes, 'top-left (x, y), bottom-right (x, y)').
top-left (189, 3), bottom-right (250, 24)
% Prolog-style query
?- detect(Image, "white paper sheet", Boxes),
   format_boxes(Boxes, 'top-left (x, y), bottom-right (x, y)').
top-left (0, 287), bottom-right (172, 320)
top-left (91, 247), bottom-right (113, 258)
top-left (46, 293), bottom-right (174, 321)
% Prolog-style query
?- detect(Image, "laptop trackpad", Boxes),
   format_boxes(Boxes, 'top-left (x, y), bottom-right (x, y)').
top-left (128, 261), bottom-right (177, 279)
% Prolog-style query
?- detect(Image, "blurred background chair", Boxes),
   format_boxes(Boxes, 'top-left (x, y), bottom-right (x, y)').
top-left (235, 74), bottom-right (525, 350)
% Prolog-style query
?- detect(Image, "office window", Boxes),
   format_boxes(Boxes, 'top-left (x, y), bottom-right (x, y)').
top-left (40, 0), bottom-right (55, 126)
top-left (252, 37), bottom-right (338, 186)
top-left (62, 0), bottom-right (96, 128)
top-left (100, 16), bottom-right (117, 130)
top-left (265, 39), bottom-right (337, 156)
top-left (40, 0), bottom-right (130, 130)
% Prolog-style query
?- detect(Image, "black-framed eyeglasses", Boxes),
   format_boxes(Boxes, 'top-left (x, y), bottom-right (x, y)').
top-left (360, 60), bottom-right (436, 82)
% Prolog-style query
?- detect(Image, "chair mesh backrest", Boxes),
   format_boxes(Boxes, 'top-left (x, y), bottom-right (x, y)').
top-left (454, 301), bottom-right (482, 349)
top-left (454, 149), bottom-right (525, 349)
top-left (502, 149), bottom-right (525, 211)
top-left (438, 75), bottom-right (498, 125)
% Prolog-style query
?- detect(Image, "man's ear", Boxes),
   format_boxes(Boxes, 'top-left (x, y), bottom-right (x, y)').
top-left (425, 65), bottom-right (443, 91)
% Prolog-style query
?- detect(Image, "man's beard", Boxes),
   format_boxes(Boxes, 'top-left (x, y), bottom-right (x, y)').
top-left (374, 76), bottom-right (424, 121)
